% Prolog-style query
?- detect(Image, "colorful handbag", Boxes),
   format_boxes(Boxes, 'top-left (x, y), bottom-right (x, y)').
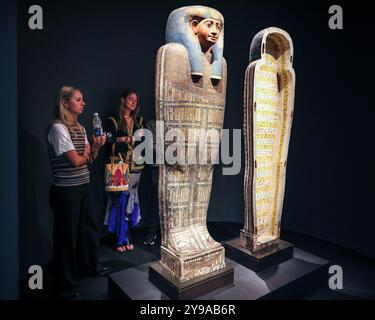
top-left (105, 144), bottom-right (129, 192)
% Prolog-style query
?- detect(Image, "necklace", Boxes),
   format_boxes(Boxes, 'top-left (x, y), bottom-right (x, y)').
top-left (124, 116), bottom-right (133, 136)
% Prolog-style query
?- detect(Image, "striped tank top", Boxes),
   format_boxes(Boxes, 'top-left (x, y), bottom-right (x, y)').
top-left (48, 121), bottom-right (90, 186)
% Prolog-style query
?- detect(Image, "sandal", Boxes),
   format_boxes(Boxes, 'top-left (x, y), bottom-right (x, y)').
top-left (116, 246), bottom-right (125, 253)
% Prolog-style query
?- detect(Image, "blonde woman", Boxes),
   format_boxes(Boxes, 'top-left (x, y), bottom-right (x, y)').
top-left (47, 86), bottom-right (110, 299)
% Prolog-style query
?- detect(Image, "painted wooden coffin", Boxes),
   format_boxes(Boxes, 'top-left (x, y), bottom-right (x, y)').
top-left (242, 27), bottom-right (296, 253)
top-left (155, 6), bottom-right (227, 281)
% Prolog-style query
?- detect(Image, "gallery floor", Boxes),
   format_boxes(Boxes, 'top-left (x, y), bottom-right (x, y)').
top-left (84, 222), bottom-right (375, 300)
top-left (23, 222), bottom-right (375, 300)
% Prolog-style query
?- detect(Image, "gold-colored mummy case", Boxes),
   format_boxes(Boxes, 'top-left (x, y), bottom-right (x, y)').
top-left (242, 27), bottom-right (295, 253)
top-left (155, 6), bottom-right (227, 281)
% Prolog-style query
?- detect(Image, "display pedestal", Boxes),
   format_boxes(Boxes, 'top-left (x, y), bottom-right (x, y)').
top-left (148, 262), bottom-right (234, 299)
top-left (223, 238), bottom-right (294, 272)
top-left (107, 248), bottom-right (330, 300)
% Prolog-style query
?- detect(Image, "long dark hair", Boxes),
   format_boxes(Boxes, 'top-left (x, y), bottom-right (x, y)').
top-left (118, 89), bottom-right (140, 131)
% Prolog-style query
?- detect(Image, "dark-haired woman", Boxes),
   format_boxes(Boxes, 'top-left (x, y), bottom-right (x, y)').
top-left (105, 89), bottom-right (145, 252)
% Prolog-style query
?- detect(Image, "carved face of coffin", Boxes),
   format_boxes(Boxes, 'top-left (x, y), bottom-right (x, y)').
top-left (166, 6), bottom-right (224, 81)
top-left (192, 18), bottom-right (223, 53)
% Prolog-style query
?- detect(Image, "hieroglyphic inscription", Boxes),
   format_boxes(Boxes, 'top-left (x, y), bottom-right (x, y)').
top-left (254, 54), bottom-right (279, 240)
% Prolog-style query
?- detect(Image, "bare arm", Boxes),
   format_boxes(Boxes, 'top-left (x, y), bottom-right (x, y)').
top-left (91, 135), bottom-right (106, 160)
top-left (65, 149), bottom-right (90, 167)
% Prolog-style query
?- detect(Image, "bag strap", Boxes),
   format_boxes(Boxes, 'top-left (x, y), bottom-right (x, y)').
top-left (111, 143), bottom-right (116, 157)
top-left (111, 144), bottom-right (115, 167)
top-left (109, 116), bottom-right (119, 168)
top-left (111, 143), bottom-right (124, 164)
top-left (118, 152), bottom-right (124, 163)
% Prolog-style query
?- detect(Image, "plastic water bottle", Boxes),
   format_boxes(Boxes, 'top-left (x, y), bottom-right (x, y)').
top-left (93, 113), bottom-right (103, 137)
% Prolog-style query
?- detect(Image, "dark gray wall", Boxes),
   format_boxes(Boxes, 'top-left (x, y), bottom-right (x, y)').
top-left (17, 0), bottom-right (374, 281)
top-left (1, 0), bottom-right (18, 299)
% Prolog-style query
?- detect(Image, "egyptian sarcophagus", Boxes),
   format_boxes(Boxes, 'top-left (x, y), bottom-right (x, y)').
top-left (241, 27), bottom-right (296, 253)
top-left (155, 6), bottom-right (227, 281)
